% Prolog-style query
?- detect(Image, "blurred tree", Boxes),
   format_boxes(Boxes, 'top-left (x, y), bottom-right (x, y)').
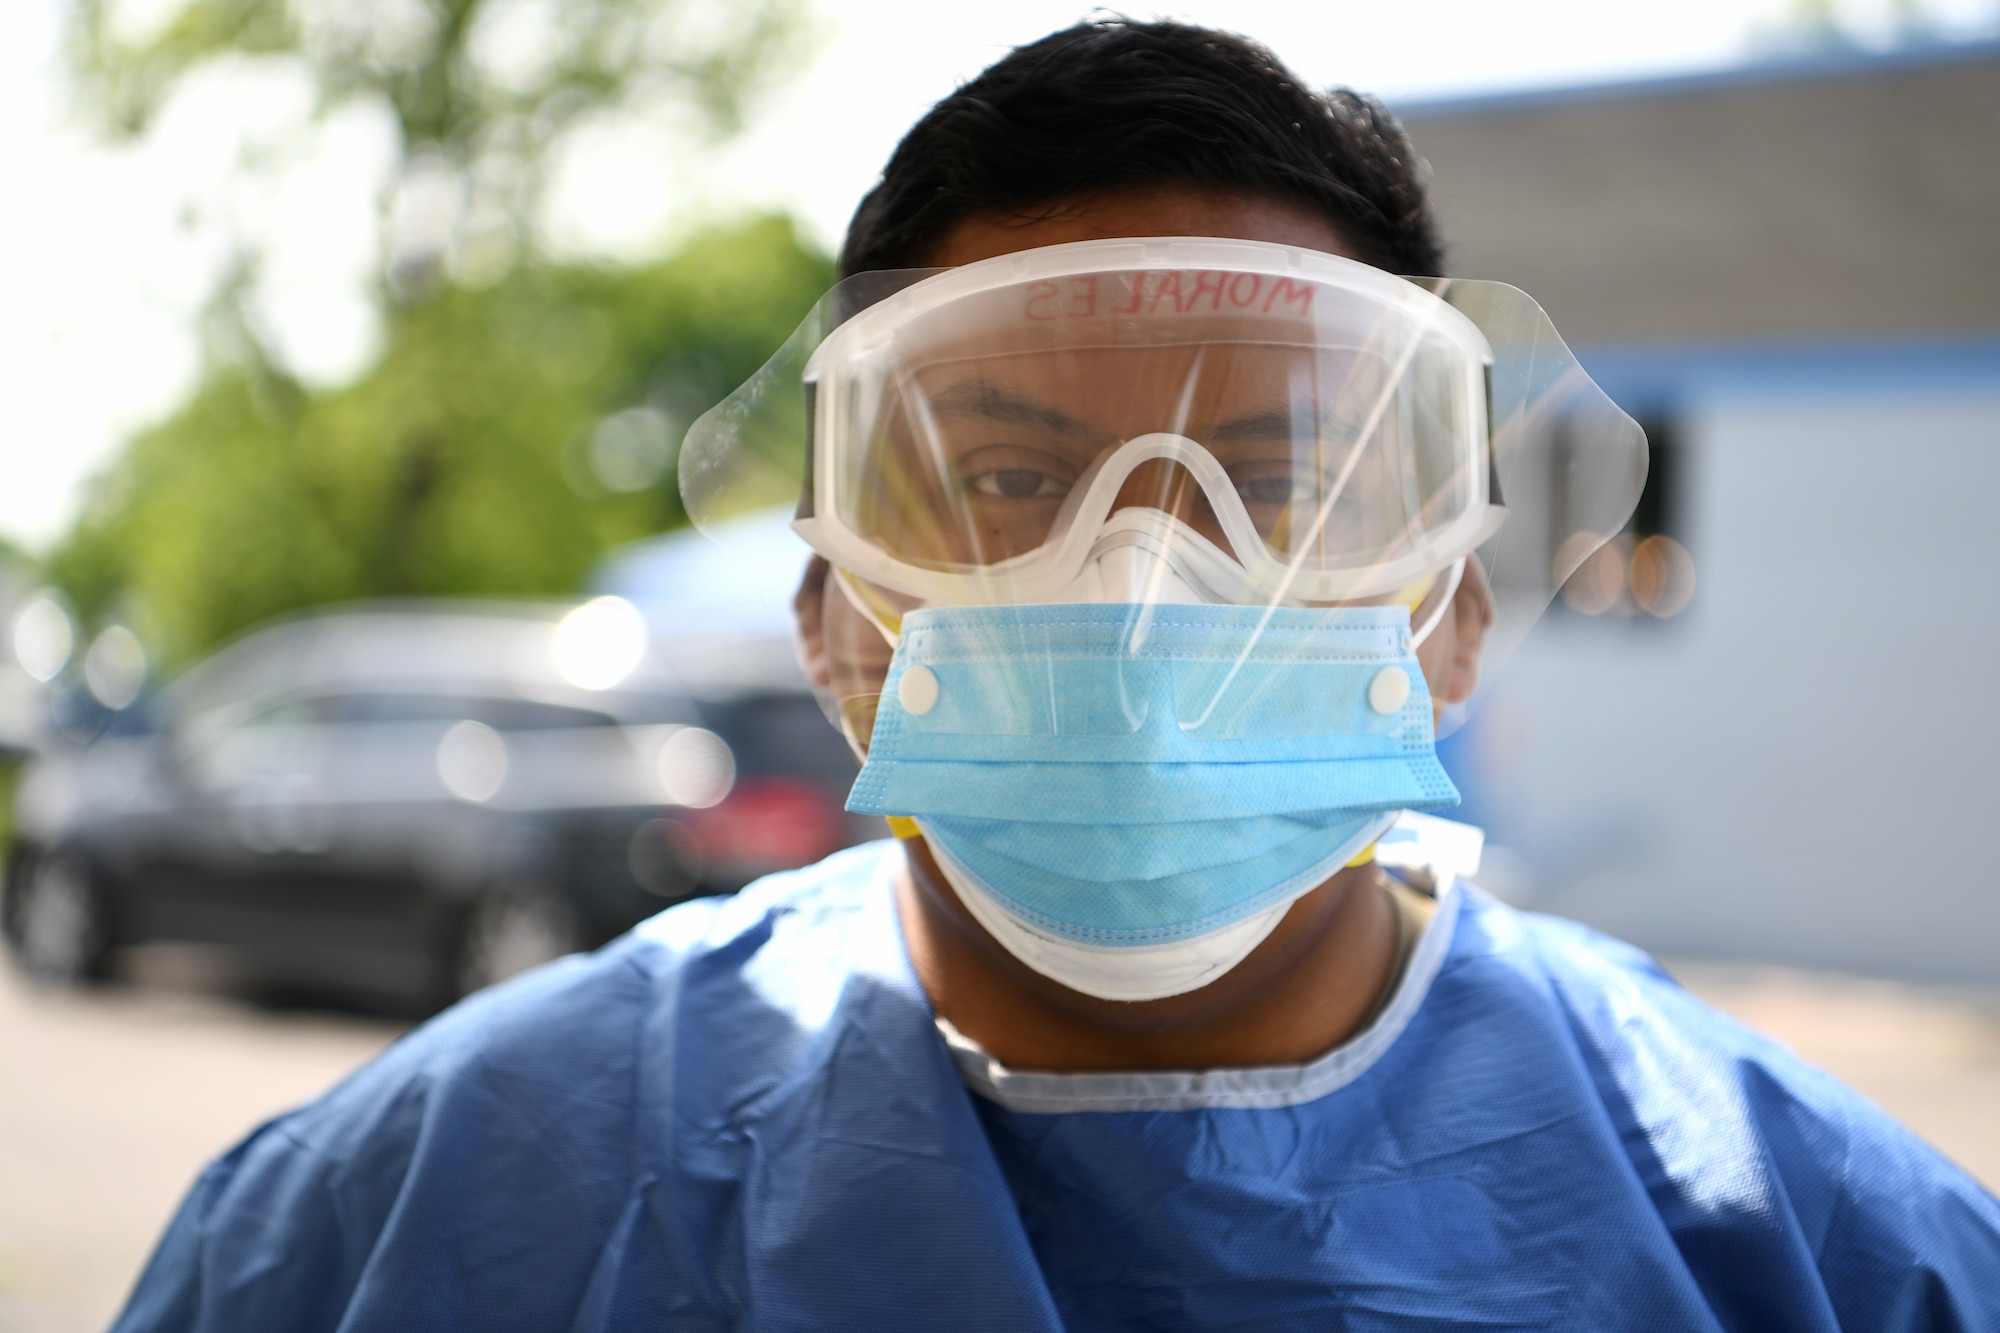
top-left (1755, 0), bottom-right (1960, 52)
top-left (48, 216), bottom-right (832, 668)
top-left (0, 765), bottom-right (18, 865)
top-left (50, 0), bottom-right (830, 672)
top-left (67, 0), bottom-right (810, 299)
top-left (1785, 0), bottom-right (1852, 46)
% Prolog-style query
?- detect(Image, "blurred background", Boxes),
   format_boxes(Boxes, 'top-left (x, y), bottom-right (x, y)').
top-left (2, 0), bottom-right (1998, 1326)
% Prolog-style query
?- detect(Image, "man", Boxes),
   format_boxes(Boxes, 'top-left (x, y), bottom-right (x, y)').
top-left (117, 21), bottom-right (1999, 1330)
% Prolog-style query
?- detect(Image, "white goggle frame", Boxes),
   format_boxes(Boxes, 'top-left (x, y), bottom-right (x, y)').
top-left (794, 237), bottom-right (1504, 608)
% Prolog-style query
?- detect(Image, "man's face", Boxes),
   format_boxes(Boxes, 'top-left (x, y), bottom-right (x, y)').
top-left (797, 184), bottom-right (1492, 750)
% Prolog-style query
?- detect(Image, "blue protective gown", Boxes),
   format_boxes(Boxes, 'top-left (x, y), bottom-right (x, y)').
top-left (115, 841), bottom-right (2000, 1331)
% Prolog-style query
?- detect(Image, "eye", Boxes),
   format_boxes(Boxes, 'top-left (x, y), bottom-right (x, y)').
top-left (1236, 475), bottom-right (1301, 506)
top-left (1229, 459), bottom-right (1363, 510)
top-left (970, 468), bottom-right (1071, 499)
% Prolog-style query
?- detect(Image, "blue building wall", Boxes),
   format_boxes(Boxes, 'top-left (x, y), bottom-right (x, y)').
top-left (1446, 333), bottom-right (2000, 982)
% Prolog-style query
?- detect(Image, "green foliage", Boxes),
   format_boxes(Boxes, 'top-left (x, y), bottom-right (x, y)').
top-left (49, 0), bottom-right (826, 670)
top-left (0, 760), bottom-right (18, 866)
top-left (48, 216), bottom-right (832, 668)
top-left (64, 0), bottom-right (815, 315)
top-left (0, 534), bottom-right (31, 575)
top-left (68, 0), bottom-right (807, 153)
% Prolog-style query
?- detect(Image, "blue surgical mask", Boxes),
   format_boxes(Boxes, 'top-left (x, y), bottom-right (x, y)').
top-left (850, 603), bottom-right (1459, 1000)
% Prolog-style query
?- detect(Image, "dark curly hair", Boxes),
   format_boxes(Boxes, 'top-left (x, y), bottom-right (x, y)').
top-left (839, 19), bottom-right (1442, 279)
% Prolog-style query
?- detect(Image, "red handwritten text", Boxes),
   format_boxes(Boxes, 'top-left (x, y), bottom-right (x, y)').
top-left (1022, 270), bottom-right (1316, 320)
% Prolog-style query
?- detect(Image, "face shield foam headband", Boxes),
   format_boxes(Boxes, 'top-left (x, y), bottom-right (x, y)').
top-left (679, 237), bottom-right (1649, 1000)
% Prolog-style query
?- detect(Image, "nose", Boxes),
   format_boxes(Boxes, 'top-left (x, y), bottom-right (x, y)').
top-left (1110, 459), bottom-right (1231, 550)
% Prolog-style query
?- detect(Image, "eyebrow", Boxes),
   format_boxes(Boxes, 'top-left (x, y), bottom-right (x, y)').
top-left (926, 381), bottom-right (1092, 440)
top-left (1208, 404), bottom-right (1306, 444)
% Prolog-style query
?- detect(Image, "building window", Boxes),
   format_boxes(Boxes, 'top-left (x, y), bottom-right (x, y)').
top-left (1557, 414), bottom-right (1696, 620)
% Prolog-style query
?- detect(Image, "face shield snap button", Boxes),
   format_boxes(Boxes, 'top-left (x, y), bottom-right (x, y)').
top-left (898, 665), bottom-right (939, 716)
top-left (1368, 666), bottom-right (1411, 716)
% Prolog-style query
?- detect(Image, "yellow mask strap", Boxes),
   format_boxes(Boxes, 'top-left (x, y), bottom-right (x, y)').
top-left (834, 566), bottom-right (905, 640)
top-left (1394, 571), bottom-right (1440, 614)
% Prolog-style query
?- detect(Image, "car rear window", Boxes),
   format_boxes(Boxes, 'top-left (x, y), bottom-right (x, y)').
top-left (323, 694), bottom-right (618, 731)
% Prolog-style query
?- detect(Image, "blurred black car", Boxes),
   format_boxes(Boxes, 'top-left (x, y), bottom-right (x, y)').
top-left (2, 601), bottom-right (865, 1010)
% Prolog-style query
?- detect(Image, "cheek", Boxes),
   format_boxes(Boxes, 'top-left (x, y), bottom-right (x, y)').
top-left (823, 579), bottom-right (897, 751)
top-left (1414, 613), bottom-right (1457, 717)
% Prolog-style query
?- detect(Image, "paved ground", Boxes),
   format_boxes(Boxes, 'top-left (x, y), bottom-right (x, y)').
top-left (0, 951), bottom-right (404, 1333)
top-left (1, 949), bottom-right (1996, 1332)
top-left (1667, 959), bottom-right (2000, 1191)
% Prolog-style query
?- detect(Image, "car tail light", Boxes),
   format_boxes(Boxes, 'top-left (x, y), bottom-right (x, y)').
top-left (684, 777), bottom-right (847, 877)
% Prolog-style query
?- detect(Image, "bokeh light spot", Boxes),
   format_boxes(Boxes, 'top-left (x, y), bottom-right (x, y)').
top-left (1557, 532), bottom-right (1627, 616)
top-left (83, 624), bottom-right (147, 708)
top-left (437, 719), bottom-right (509, 802)
top-left (12, 595), bottom-right (75, 683)
top-left (553, 596), bottom-right (647, 690)
top-left (1631, 534), bottom-right (1697, 618)
top-left (658, 726), bottom-right (735, 808)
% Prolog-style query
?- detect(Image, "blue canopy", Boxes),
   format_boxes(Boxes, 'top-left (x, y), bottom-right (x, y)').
top-left (592, 507), bottom-right (808, 644)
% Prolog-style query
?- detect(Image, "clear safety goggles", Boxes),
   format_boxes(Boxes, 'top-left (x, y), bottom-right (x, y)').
top-left (796, 239), bottom-right (1502, 610)
top-left (681, 238), bottom-right (1647, 725)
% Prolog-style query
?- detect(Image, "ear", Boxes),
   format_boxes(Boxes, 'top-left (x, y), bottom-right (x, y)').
top-left (798, 559), bottom-right (899, 758)
top-left (794, 555), bottom-right (834, 695)
top-left (1440, 556), bottom-right (1495, 707)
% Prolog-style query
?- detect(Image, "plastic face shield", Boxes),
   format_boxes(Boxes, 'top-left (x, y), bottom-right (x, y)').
top-left (681, 237), bottom-right (1646, 736)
